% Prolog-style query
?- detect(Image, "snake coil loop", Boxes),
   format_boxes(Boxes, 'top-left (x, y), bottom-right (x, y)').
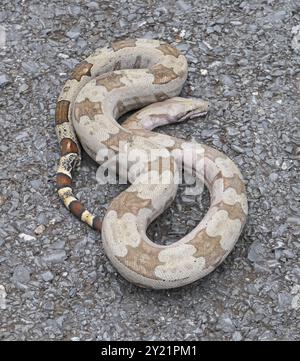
top-left (55, 39), bottom-right (247, 289)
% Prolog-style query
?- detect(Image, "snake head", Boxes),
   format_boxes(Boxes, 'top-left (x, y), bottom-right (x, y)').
top-left (170, 97), bottom-right (210, 122)
top-left (123, 97), bottom-right (209, 130)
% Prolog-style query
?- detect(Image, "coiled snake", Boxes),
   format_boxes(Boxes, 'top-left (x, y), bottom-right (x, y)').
top-left (55, 39), bottom-right (247, 289)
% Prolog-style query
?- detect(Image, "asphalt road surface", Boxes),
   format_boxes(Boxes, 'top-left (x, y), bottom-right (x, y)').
top-left (0, 0), bottom-right (299, 340)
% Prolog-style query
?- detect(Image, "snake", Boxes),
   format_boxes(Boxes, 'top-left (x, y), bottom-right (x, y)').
top-left (55, 38), bottom-right (248, 289)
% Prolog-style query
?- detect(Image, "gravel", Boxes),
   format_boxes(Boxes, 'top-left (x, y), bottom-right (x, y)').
top-left (0, 0), bottom-right (299, 341)
top-left (0, 73), bottom-right (10, 87)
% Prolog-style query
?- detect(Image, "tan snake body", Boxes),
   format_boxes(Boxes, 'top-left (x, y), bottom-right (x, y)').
top-left (55, 38), bottom-right (248, 289)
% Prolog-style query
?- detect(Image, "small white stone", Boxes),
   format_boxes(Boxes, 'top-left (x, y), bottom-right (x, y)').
top-left (200, 69), bottom-right (208, 76)
top-left (58, 53), bottom-right (69, 59)
top-left (34, 225), bottom-right (46, 235)
top-left (292, 25), bottom-right (300, 34)
top-left (71, 337), bottom-right (80, 341)
top-left (230, 21), bottom-right (242, 26)
top-left (18, 233), bottom-right (36, 242)
top-left (179, 29), bottom-right (186, 38)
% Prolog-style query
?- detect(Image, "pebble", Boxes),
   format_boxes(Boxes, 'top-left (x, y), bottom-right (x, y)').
top-left (0, 74), bottom-right (10, 87)
top-left (0, 285), bottom-right (7, 310)
top-left (69, 5), bottom-right (81, 15)
top-left (247, 241), bottom-right (265, 263)
top-left (22, 61), bottom-right (39, 74)
top-left (43, 301), bottom-right (54, 311)
top-left (71, 337), bottom-right (81, 341)
top-left (177, 0), bottom-right (190, 11)
top-left (217, 314), bottom-right (236, 332)
top-left (238, 58), bottom-right (248, 66)
top-left (12, 265), bottom-right (30, 285)
top-left (231, 145), bottom-right (245, 154)
top-left (292, 25), bottom-right (300, 52)
top-left (86, 1), bottom-right (99, 9)
top-left (291, 285), bottom-right (300, 310)
top-left (19, 83), bottom-right (29, 93)
top-left (34, 225), bottom-right (46, 235)
top-left (0, 195), bottom-right (6, 206)
top-left (42, 250), bottom-right (67, 264)
top-left (41, 271), bottom-right (54, 282)
top-left (66, 27), bottom-right (81, 39)
top-left (18, 233), bottom-right (36, 242)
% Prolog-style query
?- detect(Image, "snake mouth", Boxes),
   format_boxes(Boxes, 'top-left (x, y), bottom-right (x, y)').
top-left (178, 108), bottom-right (209, 122)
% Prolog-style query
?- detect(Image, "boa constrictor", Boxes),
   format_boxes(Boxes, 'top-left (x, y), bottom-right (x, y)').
top-left (55, 38), bottom-right (248, 289)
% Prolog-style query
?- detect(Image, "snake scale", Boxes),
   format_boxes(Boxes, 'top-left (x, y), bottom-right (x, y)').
top-left (55, 38), bottom-right (248, 289)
